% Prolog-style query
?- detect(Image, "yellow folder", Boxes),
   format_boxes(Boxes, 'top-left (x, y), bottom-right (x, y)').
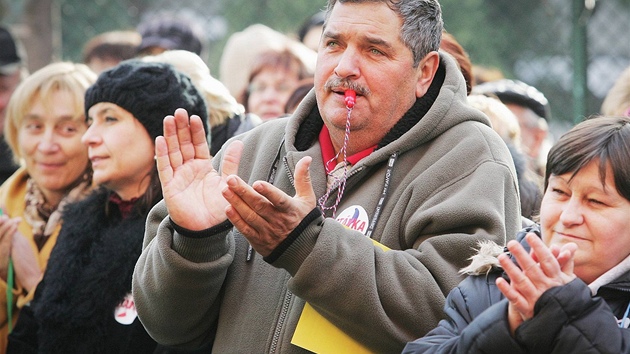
top-left (291, 240), bottom-right (390, 353)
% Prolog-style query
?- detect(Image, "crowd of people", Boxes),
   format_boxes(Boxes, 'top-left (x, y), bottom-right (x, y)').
top-left (0, 0), bottom-right (628, 352)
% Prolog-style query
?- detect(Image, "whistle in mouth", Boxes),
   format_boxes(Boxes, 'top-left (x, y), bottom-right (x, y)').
top-left (344, 89), bottom-right (356, 109)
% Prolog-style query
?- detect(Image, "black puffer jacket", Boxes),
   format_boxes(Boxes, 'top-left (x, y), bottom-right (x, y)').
top-left (403, 226), bottom-right (630, 354)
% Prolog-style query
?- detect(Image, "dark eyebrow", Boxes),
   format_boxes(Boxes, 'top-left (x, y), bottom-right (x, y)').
top-left (363, 35), bottom-right (394, 52)
top-left (322, 30), bottom-right (395, 52)
top-left (95, 106), bottom-right (117, 117)
top-left (322, 30), bottom-right (341, 41)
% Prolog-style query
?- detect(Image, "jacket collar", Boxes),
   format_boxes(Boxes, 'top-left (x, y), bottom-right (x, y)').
top-left (287, 51), bottom-right (483, 168)
top-left (590, 253), bottom-right (630, 295)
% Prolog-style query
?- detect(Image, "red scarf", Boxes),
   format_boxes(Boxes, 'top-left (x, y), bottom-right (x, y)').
top-left (108, 193), bottom-right (138, 219)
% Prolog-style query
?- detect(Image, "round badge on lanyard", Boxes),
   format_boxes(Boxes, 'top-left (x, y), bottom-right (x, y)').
top-left (114, 293), bottom-right (138, 325)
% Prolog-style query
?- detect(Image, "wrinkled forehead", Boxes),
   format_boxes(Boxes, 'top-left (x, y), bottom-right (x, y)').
top-left (323, 1), bottom-right (403, 41)
top-left (326, 1), bottom-right (398, 21)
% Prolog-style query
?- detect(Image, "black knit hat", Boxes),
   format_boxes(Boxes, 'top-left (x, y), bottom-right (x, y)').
top-left (0, 26), bottom-right (21, 75)
top-left (84, 59), bottom-right (208, 140)
top-left (137, 14), bottom-right (204, 55)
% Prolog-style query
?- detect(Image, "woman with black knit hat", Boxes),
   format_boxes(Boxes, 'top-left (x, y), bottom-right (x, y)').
top-left (7, 60), bottom-right (208, 353)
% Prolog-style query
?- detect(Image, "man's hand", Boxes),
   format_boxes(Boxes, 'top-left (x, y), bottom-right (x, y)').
top-left (156, 108), bottom-right (243, 230)
top-left (222, 156), bottom-right (317, 257)
top-left (496, 233), bottom-right (577, 334)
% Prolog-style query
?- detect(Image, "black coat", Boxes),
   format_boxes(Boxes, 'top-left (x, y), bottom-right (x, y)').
top-left (403, 227), bottom-right (630, 354)
top-left (8, 189), bottom-right (157, 353)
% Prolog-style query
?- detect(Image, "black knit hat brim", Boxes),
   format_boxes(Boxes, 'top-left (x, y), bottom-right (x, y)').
top-left (85, 59), bottom-right (208, 140)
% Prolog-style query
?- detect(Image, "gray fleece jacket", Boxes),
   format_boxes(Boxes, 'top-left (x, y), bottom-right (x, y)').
top-left (132, 52), bottom-right (521, 354)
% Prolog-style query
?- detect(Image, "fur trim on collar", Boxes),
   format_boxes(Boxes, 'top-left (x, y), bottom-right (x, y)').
top-left (459, 226), bottom-right (540, 276)
top-left (459, 240), bottom-right (505, 276)
top-left (32, 188), bottom-right (148, 351)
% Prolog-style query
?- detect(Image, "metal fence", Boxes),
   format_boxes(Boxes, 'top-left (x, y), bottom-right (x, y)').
top-left (1, 0), bottom-right (629, 134)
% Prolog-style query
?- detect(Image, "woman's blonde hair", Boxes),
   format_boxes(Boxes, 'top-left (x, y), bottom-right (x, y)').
top-left (4, 62), bottom-right (96, 163)
top-left (467, 94), bottom-right (521, 148)
top-left (142, 50), bottom-right (244, 127)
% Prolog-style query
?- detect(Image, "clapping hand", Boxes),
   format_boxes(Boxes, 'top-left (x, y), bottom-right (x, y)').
top-left (496, 233), bottom-right (577, 334)
top-left (0, 214), bottom-right (19, 280)
top-left (156, 108), bottom-right (243, 230)
top-left (221, 156), bottom-right (317, 257)
top-left (0, 214), bottom-right (43, 292)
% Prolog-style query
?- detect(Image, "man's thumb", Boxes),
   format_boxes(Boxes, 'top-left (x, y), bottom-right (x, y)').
top-left (294, 156), bottom-right (316, 203)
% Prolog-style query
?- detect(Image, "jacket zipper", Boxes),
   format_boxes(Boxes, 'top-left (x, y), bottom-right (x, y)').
top-left (269, 289), bottom-right (293, 353)
top-left (270, 153), bottom-right (396, 350)
top-left (282, 157), bottom-right (295, 186)
top-left (319, 166), bottom-right (365, 216)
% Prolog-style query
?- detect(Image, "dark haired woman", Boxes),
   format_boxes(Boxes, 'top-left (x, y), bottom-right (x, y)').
top-left (405, 115), bottom-right (630, 353)
top-left (8, 60), bottom-right (208, 353)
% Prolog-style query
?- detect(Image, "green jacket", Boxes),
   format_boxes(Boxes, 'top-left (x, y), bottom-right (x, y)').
top-left (132, 52), bottom-right (521, 354)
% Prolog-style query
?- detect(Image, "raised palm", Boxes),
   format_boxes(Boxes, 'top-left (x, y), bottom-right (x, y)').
top-left (156, 109), bottom-right (243, 230)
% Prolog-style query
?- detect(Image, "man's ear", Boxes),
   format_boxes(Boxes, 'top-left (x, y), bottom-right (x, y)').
top-left (415, 51), bottom-right (440, 98)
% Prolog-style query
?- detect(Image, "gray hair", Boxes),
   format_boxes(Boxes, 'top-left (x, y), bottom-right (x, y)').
top-left (325, 0), bottom-right (443, 67)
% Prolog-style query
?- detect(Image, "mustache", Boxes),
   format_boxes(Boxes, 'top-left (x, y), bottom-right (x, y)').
top-left (324, 78), bottom-right (371, 97)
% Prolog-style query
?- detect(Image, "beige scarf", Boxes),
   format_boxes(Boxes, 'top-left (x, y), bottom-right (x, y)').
top-left (23, 173), bottom-right (93, 250)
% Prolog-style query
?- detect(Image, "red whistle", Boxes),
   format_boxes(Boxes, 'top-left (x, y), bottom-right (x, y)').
top-left (344, 89), bottom-right (356, 108)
